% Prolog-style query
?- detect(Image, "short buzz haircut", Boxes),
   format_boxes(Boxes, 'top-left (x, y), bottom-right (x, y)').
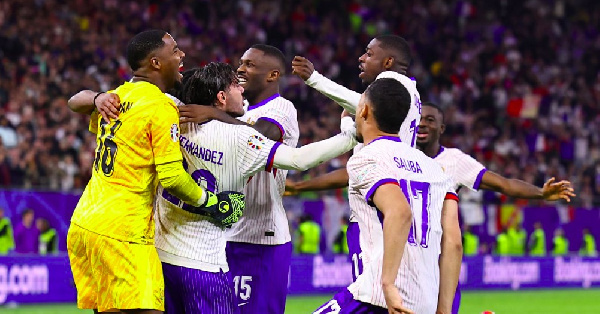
top-left (126, 29), bottom-right (167, 71)
top-left (177, 62), bottom-right (237, 106)
top-left (375, 35), bottom-right (411, 67)
top-left (423, 102), bottom-right (445, 122)
top-left (365, 78), bottom-right (411, 134)
top-left (250, 44), bottom-right (287, 74)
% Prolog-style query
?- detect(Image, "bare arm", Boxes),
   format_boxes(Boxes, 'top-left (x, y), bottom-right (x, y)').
top-left (480, 172), bottom-right (575, 202)
top-left (178, 105), bottom-right (282, 141)
top-left (253, 119), bottom-right (284, 142)
top-left (287, 168), bottom-right (349, 193)
top-left (68, 90), bottom-right (121, 121)
top-left (437, 199), bottom-right (462, 314)
top-left (373, 184), bottom-right (414, 314)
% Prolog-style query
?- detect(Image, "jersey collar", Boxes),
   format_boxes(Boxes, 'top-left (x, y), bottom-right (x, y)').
top-left (368, 135), bottom-right (402, 146)
top-left (433, 146), bottom-right (445, 158)
top-left (247, 93), bottom-right (280, 111)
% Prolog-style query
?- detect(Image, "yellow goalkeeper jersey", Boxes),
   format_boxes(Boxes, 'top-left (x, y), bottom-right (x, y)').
top-left (71, 81), bottom-right (183, 244)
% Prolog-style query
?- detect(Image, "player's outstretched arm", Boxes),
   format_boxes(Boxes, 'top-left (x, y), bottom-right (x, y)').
top-left (437, 198), bottom-right (462, 314)
top-left (374, 184), bottom-right (414, 314)
top-left (286, 168), bottom-right (349, 194)
top-left (272, 134), bottom-right (356, 172)
top-left (179, 105), bottom-right (282, 141)
top-left (68, 90), bottom-right (121, 121)
top-left (480, 172), bottom-right (576, 202)
top-left (272, 117), bottom-right (357, 171)
top-left (292, 56), bottom-right (361, 114)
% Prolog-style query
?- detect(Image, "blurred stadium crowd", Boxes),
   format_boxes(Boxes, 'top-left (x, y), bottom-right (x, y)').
top-left (0, 0), bottom-right (599, 208)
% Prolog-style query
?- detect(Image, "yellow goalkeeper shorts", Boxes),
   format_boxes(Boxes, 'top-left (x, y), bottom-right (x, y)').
top-left (67, 224), bottom-right (164, 312)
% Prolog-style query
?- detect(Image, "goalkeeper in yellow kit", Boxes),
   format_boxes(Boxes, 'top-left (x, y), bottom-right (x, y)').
top-left (66, 30), bottom-right (244, 313)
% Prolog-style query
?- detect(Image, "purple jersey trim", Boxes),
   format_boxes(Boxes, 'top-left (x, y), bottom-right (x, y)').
top-left (365, 178), bottom-right (399, 206)
top-left (247, 93), bottom-right (280, 111)
top-left (473, 168), bottom-right (487, 190)
top-left (265, 141), bottom-right (282, 172)
top-left (367, 135), bottom-right (402, 146)
top-left (257, 117), bottom-right (284, 141)
top-left (433, 146), bottom-right (445, 159)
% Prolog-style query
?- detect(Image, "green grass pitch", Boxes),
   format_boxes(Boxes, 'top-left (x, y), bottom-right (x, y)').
top-left (1, 289), bottom-right (598, 313)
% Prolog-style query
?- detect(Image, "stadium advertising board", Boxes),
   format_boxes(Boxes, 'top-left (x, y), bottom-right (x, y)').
top-left (0, 255), bottom-right (598, 304)
top-left (0, 256), bottom-right (76, 305)
top-left (289, 255), bottom-right (600, 294)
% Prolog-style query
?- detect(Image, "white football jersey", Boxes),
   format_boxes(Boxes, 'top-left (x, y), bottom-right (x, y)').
top-left (346, 136), bottom-right (453, 312)
top-left (306, 71), bottom-right (422, 149)
top-left (226, 94), bottom-right (299, 245)
top-left (433, 146), bottom-right (487, 192)
top-left (154, 99), bottom-right (282, 272)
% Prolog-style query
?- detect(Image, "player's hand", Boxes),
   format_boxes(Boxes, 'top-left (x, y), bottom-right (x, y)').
top-left (191, 191), bottom-right (245, 227)
top-left (383, 284), bottom-right (414, 314)
top-left (291, 56), bottom-right (315, 81)
top-left (96, 93), bottom-right (121, 122)
top-left (179, 104), bottom-right (219, 124)
top-left (542, 177), bottom-right (576, 202)
top-left (284, 179), bottom-right (299, 196)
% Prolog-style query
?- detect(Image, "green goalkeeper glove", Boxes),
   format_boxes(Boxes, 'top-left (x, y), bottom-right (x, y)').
top-left (192, 191), bottom-right (245, 227)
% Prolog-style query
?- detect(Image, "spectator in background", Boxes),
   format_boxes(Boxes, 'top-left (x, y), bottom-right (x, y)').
top-left (552, 228), bottom-right (569, 256)
top-left (37, 218), bottom-right (57, 255)
top-left (529, 222), bottom-right (547, 256)
top-left (295, 214), bottom-right (321, 254)
top-left (13, 209), bottom-right (39, 254)
top-left (0, 139), bottom-right (11, 186)
top-left (579, 228), bottom-right (597, 257)
top-left (0, 0), bottom-right (595, 202)
top-left (332, 215), bottom-right (349, 254)
top-left (0, 207), bottom-right (14, 254)
top-left (495, 228), bottom-right (510, 256)
top-left (462, 225), bottom-right (479, 256)
top-left (58, 155), bottom-right (78, 191)
top-left (507, 220), bottom-right (526, 256)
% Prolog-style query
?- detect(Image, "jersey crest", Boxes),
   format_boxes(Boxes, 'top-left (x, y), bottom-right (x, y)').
top-left (170, 124), bottom-right (180, 142)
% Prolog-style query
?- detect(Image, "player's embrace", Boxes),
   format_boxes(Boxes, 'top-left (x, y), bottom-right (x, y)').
top-left (84, 62), bottom-right (358, 313)
top-left (314, 79), bottom-right (459, 314)
top-left (66, 30), bottom-right (244, 313)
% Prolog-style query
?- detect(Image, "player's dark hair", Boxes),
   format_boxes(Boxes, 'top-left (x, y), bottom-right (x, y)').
top-left (375, 35), bottom-right (411, 67)
top-left (177, 62), bottom-right (237, 106)
top-left (250, 44), bottom-right (287, 74)
top-left (423, 102), bottom-right (445, 122)
top-left (126, 29), bottom-right (167, 71)
top-left (365, 78), bottom-right (411, 134)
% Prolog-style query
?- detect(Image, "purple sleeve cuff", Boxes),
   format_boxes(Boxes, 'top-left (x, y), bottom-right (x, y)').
top-left (257, 117), bottom-right (285, 141)
top-left (265, 141), bottom-right (282, 172)
top-left (473, 169), bottom-right (487, 190)
top-left (365, 178), bottom-right (399, 206)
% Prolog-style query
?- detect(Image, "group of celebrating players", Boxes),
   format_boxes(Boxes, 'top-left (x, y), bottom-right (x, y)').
top-left (65, 29), bottom-right (575, 314)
